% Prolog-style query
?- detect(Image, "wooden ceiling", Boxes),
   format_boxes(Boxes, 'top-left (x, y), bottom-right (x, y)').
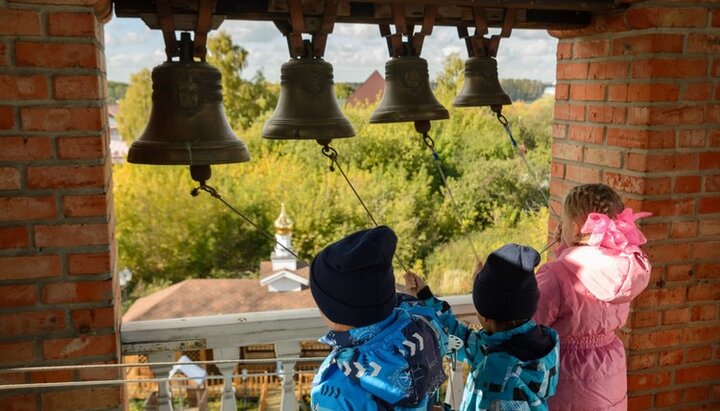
top-left (113, 0), bottom-right (625, 31)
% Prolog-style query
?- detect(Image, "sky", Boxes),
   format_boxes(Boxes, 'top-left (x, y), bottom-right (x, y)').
top-left (105, 13), bottom-right (558, 85)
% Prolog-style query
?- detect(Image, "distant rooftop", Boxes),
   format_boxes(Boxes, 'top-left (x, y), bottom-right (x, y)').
top-left (123, 277), bottom-right (316, 322)
top-left (346, 70), bottom-right (385, 106)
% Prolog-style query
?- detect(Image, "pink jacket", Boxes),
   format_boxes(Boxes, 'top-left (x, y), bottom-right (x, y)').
top-left (534, 209), bottom-right (652, 411)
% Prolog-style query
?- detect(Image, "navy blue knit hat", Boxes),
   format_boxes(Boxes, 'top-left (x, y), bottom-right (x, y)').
top-left (310, 226), bottom-right (398, 327)
top-left (473, 243), bottom-right (541, 321)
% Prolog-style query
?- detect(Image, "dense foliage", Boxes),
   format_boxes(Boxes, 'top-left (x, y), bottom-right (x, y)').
top-left (107, 81), bottom-right (128, 104)
top-left (116, 68), bottom-right (152, 144)
top-left (114, 42), bottom-right (553, 299)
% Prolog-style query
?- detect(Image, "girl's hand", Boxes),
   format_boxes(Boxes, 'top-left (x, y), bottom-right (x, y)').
top-left (403, 271), bottom-right (427, 297)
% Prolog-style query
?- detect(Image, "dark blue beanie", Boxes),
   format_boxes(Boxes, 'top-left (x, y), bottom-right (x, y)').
top-left (472, 243), bottom-right (541, 321)
top-left (310, 226), bottom-right (398, 327)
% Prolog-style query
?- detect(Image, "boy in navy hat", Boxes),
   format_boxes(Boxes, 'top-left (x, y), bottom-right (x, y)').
top-left (310, 226), bottom-right (446, 411)
top-left (405, 243), bottom-right (560, 411)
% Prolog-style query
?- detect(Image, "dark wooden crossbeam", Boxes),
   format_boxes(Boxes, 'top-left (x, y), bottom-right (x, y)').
top-left (114, 0), bottom-right (623, 31)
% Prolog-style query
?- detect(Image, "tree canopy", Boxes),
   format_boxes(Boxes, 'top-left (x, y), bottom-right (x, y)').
top-left (206, 30), bottom-right (278, 130)
top-left (107, 81), bottom-right (128, 104)
top-left (114, 45), bottom-right (553, 300)
top-left (116, 68), bottom-right (152, 144)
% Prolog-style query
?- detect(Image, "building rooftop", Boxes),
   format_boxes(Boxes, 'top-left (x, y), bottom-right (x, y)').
top-left (123, 278), bottom-right (316, 322)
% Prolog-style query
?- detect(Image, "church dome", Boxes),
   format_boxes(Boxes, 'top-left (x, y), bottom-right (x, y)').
top-left (274, 203), bottom-right (293, 235)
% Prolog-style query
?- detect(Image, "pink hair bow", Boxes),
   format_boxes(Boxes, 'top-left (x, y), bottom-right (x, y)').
top-left (580, 208), bottom-right (652, 253)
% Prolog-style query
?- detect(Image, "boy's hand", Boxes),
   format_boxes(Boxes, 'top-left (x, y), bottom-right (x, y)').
top-left (473, 260), bottom-right (484, 276)
top-left (403, 271), bottom-right (427, 297)
top-left (554, 225), bottom-right (562, 243)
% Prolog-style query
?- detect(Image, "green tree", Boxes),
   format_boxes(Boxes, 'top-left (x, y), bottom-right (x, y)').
top-left (433, 52), bottom-right (465, 103)
top-left (334, 83), bottom-right (356, 100)
top-left (115, 52), bottom-right (554, 301)
top-left (107, 81), bottom-right (128, 104)
top-left (207, 30), bottom-right (278, 130)
top-left (116, 68), bottom-right (152, 144)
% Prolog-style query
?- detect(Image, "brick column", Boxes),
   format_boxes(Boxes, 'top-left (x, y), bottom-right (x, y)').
top-left (0, 0), bottom-right (122, 409)
top-left (550, 1), bottom-right (720, 409)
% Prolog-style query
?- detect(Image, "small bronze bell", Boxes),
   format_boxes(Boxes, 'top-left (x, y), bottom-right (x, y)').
top-left (453, 56), bottom-right (511, 109)
top-left (370, 56), bottom-right (448, 124)
top-left (128, 34), bottom-right (250, 166)
top-left (263, 58), bottom-right (355, 142)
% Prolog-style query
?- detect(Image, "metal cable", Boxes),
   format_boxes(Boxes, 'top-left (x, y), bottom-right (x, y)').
top-left (320, 145), bottom-right (410, 273)
top-left (0, 371), bottom-right (321, 391)
top-left (0, 357), bottom-right (327, 374)
top-left (495, 111), bottom-right (558, 218)
top-left (420, 132), bottom-right (481, 264)
top-left (494, 111), bottom-right (561, 255)
top-left (191, 184), bottom-right (311, 267)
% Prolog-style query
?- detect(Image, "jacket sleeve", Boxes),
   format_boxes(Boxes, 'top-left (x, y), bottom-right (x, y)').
top-left (534, 263), bottom-right (562, 327)
top-left (420, 290), bottom-right (479, 364)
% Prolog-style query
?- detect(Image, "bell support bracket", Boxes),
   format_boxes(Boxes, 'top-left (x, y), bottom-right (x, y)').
top-left (156, 0), bottom-right (218, 61)
top-left (156, 0), bottom-right (179, 60)
top-left (193, 0), bottom-right (219, 60)
top-left (458, 6), bottom-right (515, 58)
top-left (379, 3), bottom-right (437, 58)
top-left (274, 0), bottom-right (340, 59)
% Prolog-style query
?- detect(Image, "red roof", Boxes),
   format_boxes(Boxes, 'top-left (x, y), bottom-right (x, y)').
top-left (346, 70), bottom-right (385, 106)
top-left (123, 278), bottom-right (316, 322)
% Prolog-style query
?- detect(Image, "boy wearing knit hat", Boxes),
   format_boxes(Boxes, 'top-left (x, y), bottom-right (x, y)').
top-left (310, 226), bottom-right (447, 411)
top-left (405, 243), bottom-right (560, 411)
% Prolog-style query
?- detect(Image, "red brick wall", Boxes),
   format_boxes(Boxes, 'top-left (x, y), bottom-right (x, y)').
top-left (550, 1), bottom-right (720, 409)
top-left (0, 0), bottom-right (122, 409)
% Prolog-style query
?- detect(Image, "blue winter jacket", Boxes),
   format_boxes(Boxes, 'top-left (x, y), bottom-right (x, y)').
top-left (423, 293), bottom-right (559, 411)
top-left (311, 297), bottom-right (447, 411)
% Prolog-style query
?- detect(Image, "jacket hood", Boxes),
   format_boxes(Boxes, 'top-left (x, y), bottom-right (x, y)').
top-left (471, 320), bottom-right (560, 408)
top-left (560, 245), bottom-right (651, 303)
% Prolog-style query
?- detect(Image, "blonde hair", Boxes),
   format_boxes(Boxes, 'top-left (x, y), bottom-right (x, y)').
top-left (563, 183), bottom-right (624, 224)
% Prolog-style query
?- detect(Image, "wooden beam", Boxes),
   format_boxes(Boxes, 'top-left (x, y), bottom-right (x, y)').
top-left (115, 0), bottom-right (609, 30)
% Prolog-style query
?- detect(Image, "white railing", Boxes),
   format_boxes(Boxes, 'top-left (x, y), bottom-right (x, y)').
top-left (121, 294), bottom-right (476, 411)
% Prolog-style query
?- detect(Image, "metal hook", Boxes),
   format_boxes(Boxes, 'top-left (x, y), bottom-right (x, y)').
top-left (320, 144), bottom-right (338, 171)
top-left (421, 132), bottom-right (435, 151)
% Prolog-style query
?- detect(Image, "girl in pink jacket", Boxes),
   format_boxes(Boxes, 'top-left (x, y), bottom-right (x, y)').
top-left (534, 183), bottom-right (652, 410)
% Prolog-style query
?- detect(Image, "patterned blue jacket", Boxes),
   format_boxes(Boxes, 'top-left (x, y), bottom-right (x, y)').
top-left (311, 297), bottom-right (447, 411)
top-left (423, 294), bottom-right (559, 411)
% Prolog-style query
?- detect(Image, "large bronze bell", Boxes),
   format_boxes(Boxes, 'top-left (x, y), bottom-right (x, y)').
top-left (453, 56), bottom-right (511, 109)
top-left (263, 58), bottom-right (354, 141)
top-left (370, 56), bottom-right (448, 124)
top-left (127, 39), bottom-right (250, 165)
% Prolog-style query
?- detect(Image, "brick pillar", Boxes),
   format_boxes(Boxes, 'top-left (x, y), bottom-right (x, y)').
top-left (0, 0), bottom-right (122, 410)
top-left (550, 1), bottom-right (720, 409)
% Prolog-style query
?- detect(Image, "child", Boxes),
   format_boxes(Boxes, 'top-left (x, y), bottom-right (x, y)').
top-left (534, 183), bottom-right (651, 410)
top-left (406, 243), bottom-right (560, 411)
top-left (309, 226), bottom-right (446, 410)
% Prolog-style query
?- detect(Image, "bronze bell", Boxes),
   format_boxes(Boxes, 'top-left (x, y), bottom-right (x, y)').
top-left (453, 56), bottom-right (511, 109)
top-left (370, 56), bottom-right (448, 124)
top-left (263, 58), bottom-right (354, 142)
top-left (128, 38), bottom-right (250, 166)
